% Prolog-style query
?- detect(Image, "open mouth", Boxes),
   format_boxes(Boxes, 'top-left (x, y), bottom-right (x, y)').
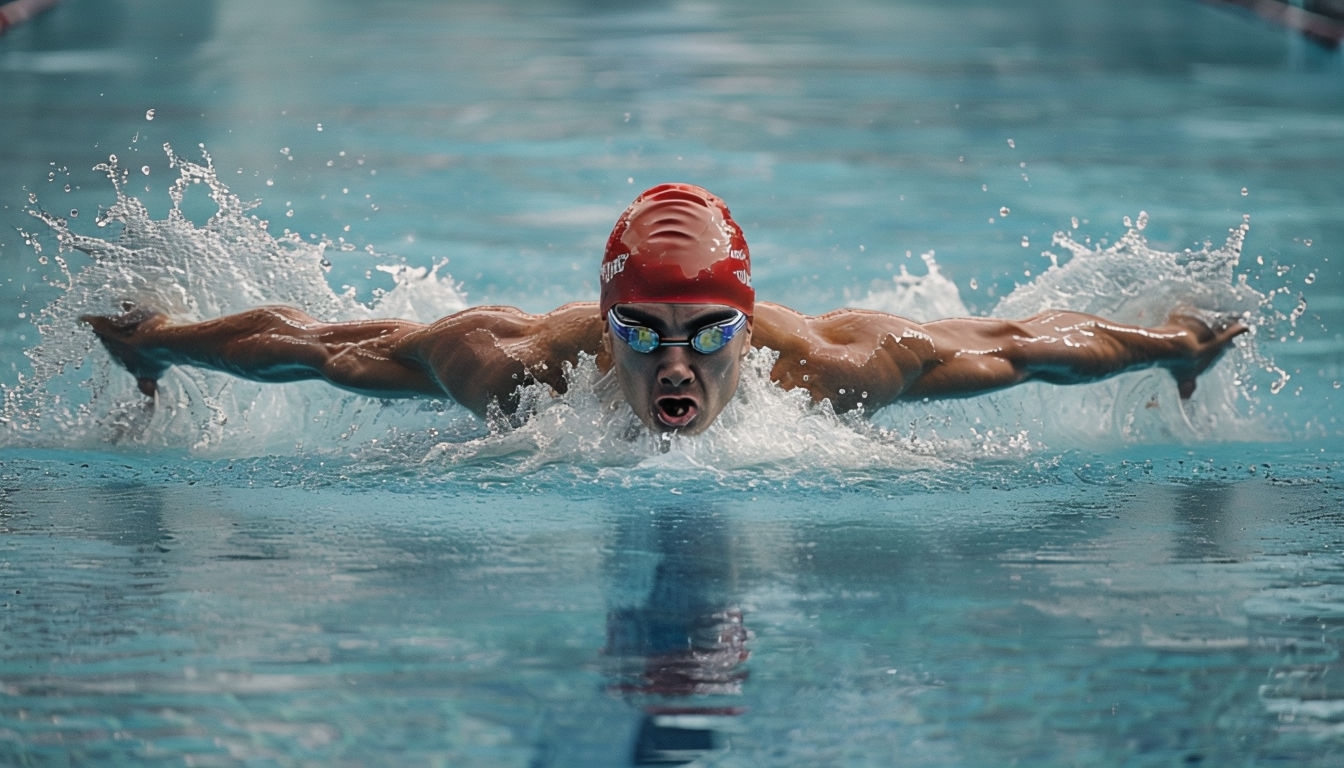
top-left (654, 396), bottom-right (699, 429)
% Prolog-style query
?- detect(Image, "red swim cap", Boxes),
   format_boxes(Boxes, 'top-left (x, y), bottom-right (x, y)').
top-left (599, 183), bottom-right (753, 318)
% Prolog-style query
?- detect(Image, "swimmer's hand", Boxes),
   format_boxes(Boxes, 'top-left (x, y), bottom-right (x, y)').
top-left (1164, 310), bottom-right (1248, 399)
top-left (80, 303), bottom-right (172, 397)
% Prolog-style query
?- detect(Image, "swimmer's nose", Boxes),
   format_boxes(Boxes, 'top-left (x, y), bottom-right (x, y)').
top-left (657, 348), bottom-right (695, 388)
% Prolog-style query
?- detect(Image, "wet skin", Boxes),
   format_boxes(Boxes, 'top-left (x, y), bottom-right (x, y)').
top-left (81, 300), bottom-right (1246, 434)
top-left (604, 303), bottom-right (751, 436)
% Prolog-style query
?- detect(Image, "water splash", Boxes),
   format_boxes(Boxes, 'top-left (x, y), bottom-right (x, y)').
top-left (856, 251), bottom-right (970, 319)
top-left (857, 214), bottom-right (1285, 450)
top-left (3, 149), bottom-right (1291, 475)
top-left (411, 347), bottom-right (951, 482)
top-left (2, 143), bottom-right (470, 455)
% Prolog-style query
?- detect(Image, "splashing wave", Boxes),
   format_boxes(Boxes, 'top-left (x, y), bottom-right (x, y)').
top-left (2, 145), bottom-right (1289, 477)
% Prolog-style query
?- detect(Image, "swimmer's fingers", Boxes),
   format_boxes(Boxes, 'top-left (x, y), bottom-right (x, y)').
top-left (1168, 311), bottom-right (1249, 400)
top-left (80, 304), bottom-right (171, 397)
top-left (79, 302), bottom-right (165, 338)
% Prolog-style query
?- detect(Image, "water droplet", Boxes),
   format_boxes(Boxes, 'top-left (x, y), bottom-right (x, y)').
top-left (145, 108), bottom-right (156, 121)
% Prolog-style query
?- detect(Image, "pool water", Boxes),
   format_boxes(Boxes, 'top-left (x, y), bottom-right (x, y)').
top-left (2, 0), bottom-right (1343, 765)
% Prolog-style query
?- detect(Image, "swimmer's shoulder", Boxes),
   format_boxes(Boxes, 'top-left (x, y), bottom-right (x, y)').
top-left (752, 301), bottom-right (922, 348)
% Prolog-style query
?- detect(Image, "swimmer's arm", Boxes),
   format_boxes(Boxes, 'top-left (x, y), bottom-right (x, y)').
top-left (396, 301), bottom-right (605, 415)
top-left (754, 304), bottom-right (1246, 412)
top-left (81, 302), bottom-right (605, 416)
top-left (898, 310), bottom-right (1248, 401)
top-left (753, 303), bottom-right (932, 413)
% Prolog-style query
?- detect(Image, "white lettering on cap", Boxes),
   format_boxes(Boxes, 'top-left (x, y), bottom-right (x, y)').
top-left (600, 253), bottom-right (629, 284)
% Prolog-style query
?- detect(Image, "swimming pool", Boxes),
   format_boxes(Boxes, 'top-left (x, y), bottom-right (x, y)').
top-left (2, 0), bottom-right (1342, 764)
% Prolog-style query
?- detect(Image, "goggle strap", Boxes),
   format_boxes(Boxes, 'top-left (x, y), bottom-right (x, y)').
top-left (608, 309), bottom-right (743, 354)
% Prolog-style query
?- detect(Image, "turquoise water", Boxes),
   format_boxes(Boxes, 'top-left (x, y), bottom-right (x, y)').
top-left (2, 0), bottom-right (1343, 765)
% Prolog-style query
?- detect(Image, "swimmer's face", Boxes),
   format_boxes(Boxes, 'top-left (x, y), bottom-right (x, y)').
top-left (605, 302), bottom-right (752, 436)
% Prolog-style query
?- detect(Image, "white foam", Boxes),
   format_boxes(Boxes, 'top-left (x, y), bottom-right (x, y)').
top-left (3, 144), bottom-right (471, 455)
top-left (3, 148), bottom-right (1288, 468)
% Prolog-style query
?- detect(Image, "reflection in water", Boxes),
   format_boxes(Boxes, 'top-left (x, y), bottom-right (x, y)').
top-left (0, 479), bottom-right (176, 702)
top-left (1169, 482), bottom-right (1241, 563)
top-left (603, 506), bottom-right (750, 765)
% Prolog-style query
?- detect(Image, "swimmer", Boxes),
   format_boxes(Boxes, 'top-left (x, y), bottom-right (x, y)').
top-left (82, 183), bottom-right (1247, 436)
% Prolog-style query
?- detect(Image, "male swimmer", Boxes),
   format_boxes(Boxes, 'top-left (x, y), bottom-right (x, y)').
top-left (82, 183), bottom-right (1246, 436)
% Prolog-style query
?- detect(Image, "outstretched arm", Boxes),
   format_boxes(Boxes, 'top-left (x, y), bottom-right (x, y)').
top-left (752, 303), bottom-right (1247, 413)
top-left (82, 302), bottom-right (605, 416)
top-left (900, 310), bottom-right (1247, 400)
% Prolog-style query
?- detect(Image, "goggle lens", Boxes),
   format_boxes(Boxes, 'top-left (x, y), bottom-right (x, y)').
top-left (691, 324), bottom-right (727, 354)
top-left (629, 325), bottom-right (660, 353)
top-left (608, 309), bottom-right (745, 355)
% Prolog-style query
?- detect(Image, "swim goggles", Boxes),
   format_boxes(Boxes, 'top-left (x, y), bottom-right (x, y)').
top-left (607, 308), bottom-right (747, 354)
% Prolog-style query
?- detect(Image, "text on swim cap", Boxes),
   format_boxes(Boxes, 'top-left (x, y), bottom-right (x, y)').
top-left (601, 253), bottom-right (629, 284)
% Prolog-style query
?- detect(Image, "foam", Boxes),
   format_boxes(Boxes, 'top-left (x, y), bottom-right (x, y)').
top-left (3, 145), bottom-right (1289, 474)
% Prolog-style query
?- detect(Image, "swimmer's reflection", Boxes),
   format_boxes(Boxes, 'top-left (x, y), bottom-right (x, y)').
top-left (602, 506), bottom-right (750, 765)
